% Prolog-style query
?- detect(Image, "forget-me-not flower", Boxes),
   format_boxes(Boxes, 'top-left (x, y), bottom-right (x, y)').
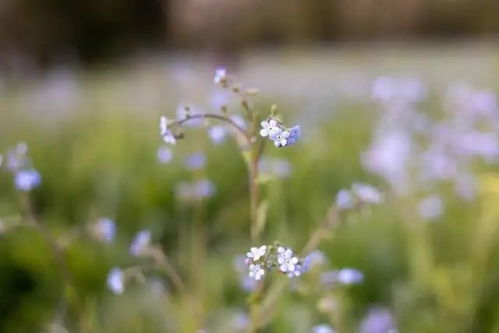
top-left (248, 263), bottom-right (265, 280)
top-left (15, 169), bottom-right (41, 191)
top-left (246, 245), bottom-right (267, 262)
top-left (160, 116), bottom-right (176, 145)
top-left (107, 268), bottom-right (125, 294)
top-left (129, 229), bottom-right (151, 256)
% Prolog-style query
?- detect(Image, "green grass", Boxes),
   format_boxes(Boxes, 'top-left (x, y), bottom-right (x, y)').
top-left (1, 44), bottom-right (499, 332)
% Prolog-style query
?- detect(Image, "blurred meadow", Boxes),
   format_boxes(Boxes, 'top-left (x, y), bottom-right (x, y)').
top-left (2, 1), bottom-right (499, 333)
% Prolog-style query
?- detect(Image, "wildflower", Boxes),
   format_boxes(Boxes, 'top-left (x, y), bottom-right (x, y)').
top-left (129, 229), bottom-right (151, 256)
top-left (107, 268), bottom-right (125, 294)
top-left (277, 246), bottom-right (299, 273)
top-left (93, 217), bottom-right (116, 243)
top-left (336, 268), bottom-right (364, 284)
top-left (14, 169), bottom-right (41, 191)
top-left (184, 153), bottom-right (206, 170)
top-left (313, 324), bottom-right (335, 333)
top-left (359, 307), bottom-right (397, 333)
top-left (418, 195), bottom-right (443, 220)
top-left (246, 245), bottom-right (267, 262)
top-left (302, 250), bottom-right (327, 271)
top-left (208, 125), bottom-right (227, 144)
top-left (213, 67), bottom-right (228, 85)
top-left (336, 189), bottom-right (354, 209)
top-left (321, 268), bottom-right (364, 286)
top-left (287, 263), bottom-right (303, 278)
top-left (286, 125), bottom-right (301, 146)
top-left (352, 183), bottom-right (383, 204)
top-left (159, 116), bottom-right (176, 145)
top-left (248, 263), bottom-right (265, 280)
top-left (260, 119), bottom-right (283, 140)
top-left (273, 130), bottom-right (291, 148)
top-left (157, 146), bottom-right (173, 164)
top-left (6, 142), bottom-right (29, 171)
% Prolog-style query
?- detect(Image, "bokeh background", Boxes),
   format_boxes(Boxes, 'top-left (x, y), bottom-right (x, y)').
top-left (2, 1), bottom-right (499, 332)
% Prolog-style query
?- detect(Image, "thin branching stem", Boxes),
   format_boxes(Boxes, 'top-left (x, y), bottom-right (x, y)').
top-left (170, 113), bottom-right (252, 143)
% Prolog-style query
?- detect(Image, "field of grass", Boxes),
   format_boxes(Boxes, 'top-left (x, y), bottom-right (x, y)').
top-left (1, 42), bottom-right (499, 332)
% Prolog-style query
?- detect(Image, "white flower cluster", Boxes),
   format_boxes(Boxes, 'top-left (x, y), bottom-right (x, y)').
top-left (245, 244), bottom-right (304, 280)
top-left (260, 118), bottom-right (301, 148)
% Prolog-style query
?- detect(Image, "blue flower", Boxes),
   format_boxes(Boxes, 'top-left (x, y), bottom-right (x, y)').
top-left (129, 229), bottom-right (151, 256)
top-left (184, 153), bottom-right (206, 170)
top-left (157, 146), bottom-right (173, 164)
top-left (14, 169), bottom-right (41, 191)
top-left (107, 268), bottom-right (124, 294)
top-left (93, 217), bottom-right (116, 243)
top-left (336, 189), bottom-right (354, 210)
top-left (287, 125), bottom-right (301, 146)
top-left (208, 125), bottom-right (227, 144)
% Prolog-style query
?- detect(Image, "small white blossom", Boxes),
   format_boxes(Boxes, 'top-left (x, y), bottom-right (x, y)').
top-left (287, 264), bottom-right (303, 278)
top-left (214, 68), bottom-right (227, 85)
top-left (246, 245), bottom-right (267, 262)
top-left (248, 263), bottom-right (265, 280)
top-left (260, 119), bottom-right (282, 140)
top-left (129, 229), bottom-right (151, 256)
top-left (107, 268), bottom-right (124, 294)
top-left (160, 116), bottom-right (176, 145)
top-left (277, 246), bottom-right (298, 273)
top-left (273, 130), bottom-right (290, 148)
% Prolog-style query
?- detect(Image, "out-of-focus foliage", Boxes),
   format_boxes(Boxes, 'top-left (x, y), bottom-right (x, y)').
top-left (1, 45), bottom-right (499, 332)
top-left (2, 0), bottom-right (499, 66)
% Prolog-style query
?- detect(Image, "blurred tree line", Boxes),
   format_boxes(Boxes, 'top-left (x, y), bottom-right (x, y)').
top-left (1, 0), bottom-right (499, 68)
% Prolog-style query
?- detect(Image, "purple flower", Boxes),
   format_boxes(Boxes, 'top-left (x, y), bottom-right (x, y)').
top-left (93, 218), bottom-right (116, 243)
top-left (208, 125), bottom-right (227, 144)
top-left (14, 169), bottom-right (41, 191)
top-left (157, 146), bottom-right (173, 164)
top-left (107, 268), bottom-right (124, 294)
top-left (359, 307), bottom-right (397, 333)
top-left (184, 153), bottom-right (206, 170)
top-left (129, 230), bottom-right (151, 256)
